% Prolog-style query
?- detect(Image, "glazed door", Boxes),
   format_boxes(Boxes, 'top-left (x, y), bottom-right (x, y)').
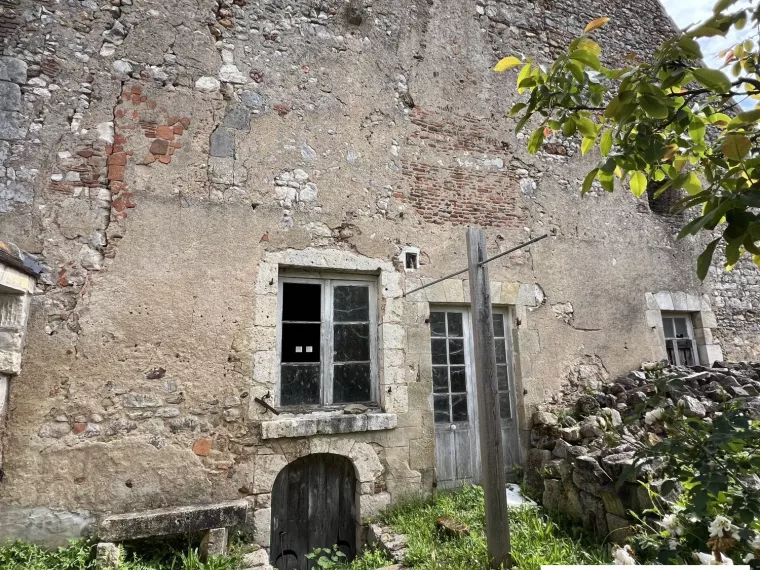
top-left (492, 311), bottom-right (521, 475)
top-left (429, 309), bottom-right (481, 489)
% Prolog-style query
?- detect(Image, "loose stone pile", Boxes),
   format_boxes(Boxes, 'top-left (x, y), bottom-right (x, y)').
top-left (526, 360), bottom-right (760, 542)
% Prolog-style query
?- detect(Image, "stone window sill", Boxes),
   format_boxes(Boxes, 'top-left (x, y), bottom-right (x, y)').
top-left (261, 411), bottom-right (397, 440)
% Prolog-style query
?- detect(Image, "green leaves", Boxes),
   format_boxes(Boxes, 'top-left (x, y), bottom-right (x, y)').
top-left (582, 168), bottom-right (599, 194)
top-left (629, 171), bottom-right (647, 198)
top-left (600, 129), bottom-right (613, 156)
top-left (722, 134), bottom-right (751, 160)
top-left (639, 95), bottom-right (669, 119)
top-left (692, 67), bottom-right (732, 93)
top-left (575, 116), bottom-right (597, 138)
top-left (683, 172), bottom-right (703, 195)
top-left (698, 238), bottom-right (720, 280)
top-left (493, 56), bottom-right (521, 72)
top-left (569, 49), bottom-right (601, 70)
top-left (583, 16), bottom-right (610, 33)
top-left (689, 119), bottom-right (706, 142)
top-left (528, 127), bottom-right (545, 154)
top-left (581, 136), bottom-right (595, 155)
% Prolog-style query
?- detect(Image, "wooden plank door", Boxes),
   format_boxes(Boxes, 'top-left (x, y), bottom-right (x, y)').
top-left (493, 311), bottom-right (521, 474)
top-left (429, 309), bottom-right (481, 489)
top-left (270, 454), bottom-right (357, 570)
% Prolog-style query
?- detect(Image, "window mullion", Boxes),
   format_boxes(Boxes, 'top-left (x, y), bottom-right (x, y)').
top-left (323, 280), bottom-right (333, 406)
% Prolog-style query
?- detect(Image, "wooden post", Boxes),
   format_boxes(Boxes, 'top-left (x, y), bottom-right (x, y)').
top-left (466, 228), bottom-right (511, 569)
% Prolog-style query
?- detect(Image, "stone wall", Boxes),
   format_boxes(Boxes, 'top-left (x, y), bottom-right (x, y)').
top-left (527, 361), bottom-right (760, 542)
top-left (0, 0), bottom-right (749, 547)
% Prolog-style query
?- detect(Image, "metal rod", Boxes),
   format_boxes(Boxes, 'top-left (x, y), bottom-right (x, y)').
top-left (402, 233), bottom-right (549, 297)
top-left (254, 397), bottom-right (280, 415)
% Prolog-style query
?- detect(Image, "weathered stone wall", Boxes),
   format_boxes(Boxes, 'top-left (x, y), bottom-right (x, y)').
top-left (0, 0), bottom-right (747, 546)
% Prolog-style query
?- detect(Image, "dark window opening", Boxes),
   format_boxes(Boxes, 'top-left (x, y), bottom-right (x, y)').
top-left (405, 251), bottom-right (418, 270)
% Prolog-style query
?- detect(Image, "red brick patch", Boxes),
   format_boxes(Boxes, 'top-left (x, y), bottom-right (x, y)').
top-left (192, 438), bottom-right (212, 456)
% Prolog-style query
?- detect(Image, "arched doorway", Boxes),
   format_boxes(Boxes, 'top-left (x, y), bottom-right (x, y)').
top-left (270, 453), bottom-right (357, 570)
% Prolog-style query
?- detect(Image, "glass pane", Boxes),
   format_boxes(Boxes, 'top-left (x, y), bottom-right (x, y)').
top-left (281, 364), bottom-right (320, 406)
top-left (282, 282), bottom-right (321, 322)
top-left (333, 285), bottom-right (369, 322)
top-left (282, 323), bottom-right (320, 363)
top-left (662, 317), bottom-right (675, 339)
top-left (333, 324), bottom-right (370, 361)
top-left (333, 363), bottom-right (371, 403)
top-left (497, 365), bottom-right (509, 391)
top-left (494, 338), bottom-right (507, 364)
top-left (666, 339), bottom-right (676, 365)
top-left (433, 395), bottom-right (450, 423)
top-left (430, 312), bottom-right (446, 337)
top-left (431, 338), bottom-right (448, 365)
top-left (447, 312), bottom-right (463, 337)
top-left (677, 339), bottom-right (695, 366)
top-left (499, 392), bottom-right (511, 419)
top-left (450, 366), bottom-right (467, 392)
top-left (433, 366), bottom-right (449, 393)
top-left (448, 339), bottom-right (465, 365)
top-left (452, 394), bottom-right (468, 422)
top-left (674, 317), bottom-right (688, 339)
top-left (493, 313), bottom-right (505, 337)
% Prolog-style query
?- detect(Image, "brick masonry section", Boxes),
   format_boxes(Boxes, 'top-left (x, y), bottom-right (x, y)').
top-left (401, 108), bottom-right (525, 227)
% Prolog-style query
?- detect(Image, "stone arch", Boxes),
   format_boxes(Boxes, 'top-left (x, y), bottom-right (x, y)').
top-left (269, 453), bottom-right (358, 570)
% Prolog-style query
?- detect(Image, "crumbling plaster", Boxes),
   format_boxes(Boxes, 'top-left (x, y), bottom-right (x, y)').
top-left (0, 0), bottom-right (751, 546)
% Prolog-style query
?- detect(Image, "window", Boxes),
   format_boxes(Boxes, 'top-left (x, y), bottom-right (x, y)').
top-left (662, 313), bottom-right (699, 366)
top-left (278, 275), bottom-right (377, 407)
top-left (429, 308), bottom-right (514, 423)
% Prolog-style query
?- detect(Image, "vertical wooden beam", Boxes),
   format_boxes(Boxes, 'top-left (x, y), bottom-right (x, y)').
top-left (466, 228), bottom-right (511, 569)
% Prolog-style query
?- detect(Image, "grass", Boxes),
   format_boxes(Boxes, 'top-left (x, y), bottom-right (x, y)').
top-left (380, 485), bottom-right (611, 570)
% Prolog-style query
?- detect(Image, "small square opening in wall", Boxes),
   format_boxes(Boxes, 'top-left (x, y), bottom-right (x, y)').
top-left (400, 247), bottom-right (420, 272)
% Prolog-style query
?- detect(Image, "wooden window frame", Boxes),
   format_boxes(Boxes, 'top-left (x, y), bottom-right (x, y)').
top-left (276, 272), bottom-right (378, 410)
top-left (662, 312), bottom-right (700, 366)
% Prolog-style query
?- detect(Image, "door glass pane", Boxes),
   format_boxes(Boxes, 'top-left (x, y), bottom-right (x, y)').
top-left (431, 339), bottom-right (447, 365)
top-left (493, 313), bottom-right (505, 337)
top-left (497, 365), bottom-right (509, 391)
top-left (451, 394), bottom-right (468, 422)
top-left (448, 338), bottom-right (465, 365)
top-left (333, 285), bottom-right (369, 322)
top-left (447, 312), bottom-right (463, 337)
top-left (430, 312), bottom-right (446, 337)
top-left (432, 367), bottom-right (449, 393)
top-left (662, 317), bottom-right (675, 339)
top-left (282, 323), bottom-right (320, 363)
top-left (494, 338), bottom-right (507, 364)
top-left (450, 366), bottom-right (466, 392)
top-left (433, 394), bottom-right (450, 423)
top-left (499, 392), bottom-right (511, 419)
top-left (677, 339), bottom-right (695, 366)
top-left (674, 317), bottom-right (688, 339)
top-left (333, 324), bottom-right (370, 361)
top-left (333, 363), bottom-right (371, 403)
top-left (281, 365), bottom-right (320, 406)
top-left (282, 282), bottom-right (321, 322)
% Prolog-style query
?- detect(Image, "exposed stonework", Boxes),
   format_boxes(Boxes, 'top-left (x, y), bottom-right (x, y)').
top-left (0, 0), bottom-right (752, 552)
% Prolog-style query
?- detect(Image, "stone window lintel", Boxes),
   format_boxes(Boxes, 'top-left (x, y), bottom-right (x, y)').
top-left (260, 411), bottom-right (397, 440)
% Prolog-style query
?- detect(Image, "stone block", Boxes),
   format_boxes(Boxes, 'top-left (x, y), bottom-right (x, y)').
top-left (351, 442), bottom-right (385, 483)
top-left (210, 127), bottom-right (235, 158)
top-left (0, 57), bottom-right (27, 83)
top-left (366, 412), bottom-right (398, 431)
top-left (645, 309), bottom-right (661, 329)
top-left (99, 500), bottom-right (248, 541)
top-left (253, 508), bottom-right (271, 547)
top-left (254, 295), bottom-right (277, 327)
top-left (252, 350), bottom-right (276, 384)
top-left (686, 293), bottom-right (702, 312)
top-left (525, 448), bottom-right (551, 491)
top-left (209, 157), bottom-right (234, 185)
top-left (254, 263), bottom-right (278, 295)
top-left (694, 327), bottom-right (713, 345)
top-left (517, 283), bottom-right (544, 307)
top-left (223, 106), bottom-right (251, 131)
top-left (644, 292), bottom-right (659, 310)
top-left (241, 548), bottom-right (270, 568)
top-left (694, 311), bottom-right (718, 329)
top-left (580, 490), bottom-right (608, 539)
top-left (0, 111), bottom-right (26, 140)
top-left (501, 282), bottom-right (519, 304)
top-left (518, 329), bottom-right (540, 355)
top-left (381, 323), bottom-right (405, 350)
top-left (383, 384), bottom-right (408, 413)
top-left (572, 456), bottom-right (609, 497)
top-left (606, 513), bottom-right (634, 544)
top-left (200, 527), bottom-right (228, 559)
top-left (253, 454), bottom-right (288, 494)
top-left (359, 492), bottom-right (391, 519)
top-left (672, 291), bottom-right (688, 311)
top-left (261, 417), bottom-right (318, 439)
top-left (0, 81), bottom-right (21, 111)
top-left (653, 291), bottom-right (674, 311)
top-left (96, 542), bottom-right (120, 569)
top-left (490, 280), bottom-right (502, 304)
top-left (532, 411), bottom-right (558, 426)
top-left (698, 344), bottom-right (724, 366)
top-left (599, 489), bottom-right (627, 518)
top-left (442, 279), bottom-right (464, 303)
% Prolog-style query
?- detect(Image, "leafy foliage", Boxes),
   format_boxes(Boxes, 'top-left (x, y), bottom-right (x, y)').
top-left (496, 1), bottom-right (760, 279)
top-left (620, 371), bottom-right (760, 565)
top-left (380, 485), bottom-right (609, 570)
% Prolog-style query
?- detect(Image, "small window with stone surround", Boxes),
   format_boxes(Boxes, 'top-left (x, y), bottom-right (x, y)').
top-left (662, 312), bottom-right (699, 366)
top-left (277, 273), bottom-right (378, 408)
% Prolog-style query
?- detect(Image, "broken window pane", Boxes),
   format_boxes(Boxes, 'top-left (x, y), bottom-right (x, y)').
top-left (494, 338), bottom-right (507, 364)
top-left (674, 317), bottom-right (688, 339)
top-left (281, 364), bottom-right (320, 406)
top-left (677, 339), bottom-right (695, 366)
top-left (333, 285), bottom-right (369, 322)
top-left (499, 392), bottom-right (511, 419)
top-left (448, 339), bottom-right (465, 365)
top-left (282, 282), bottom-right (321, 322)
top-left (497, 365), bottom-right (509, 392)
top-left (430, 312), bottom-right (446, 337)
top-left (662, 317), bottom-right (675, 339)
top-left (433, 395), bottom-right (450, 423)
top-left (451, 394), bottom-right (468, 422)
top-left (433, 367), bottom-right (449, 393)
top-left (493, 313), bottom-right (505, 337)
top-left (666, 339), bottom-right (676, 365)
top-left (282, 323), bottom-right (321, 363)
top-left (450, 366), bottom-right (466, 392)
top-left (447, 312), bottom-right (463, 337)
top-left (333, 324), bottom-right (370, 362)
top-left (431, 338), bottom-right (448, 365)
top-left (333, 363), bottom-right (371, 403)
